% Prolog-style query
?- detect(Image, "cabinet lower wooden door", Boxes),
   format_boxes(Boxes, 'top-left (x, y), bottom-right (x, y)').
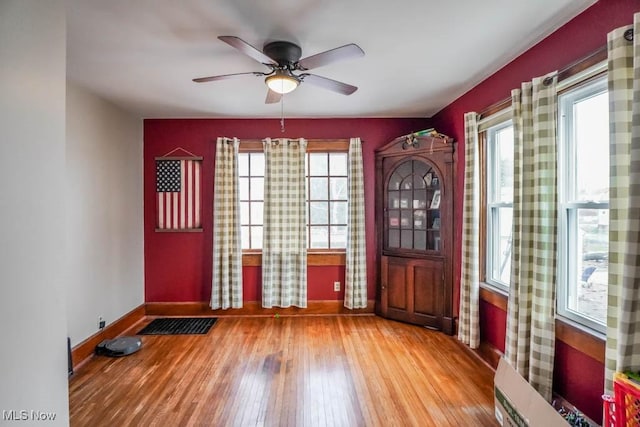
top-left (380, 255), bottom-right (444, 329)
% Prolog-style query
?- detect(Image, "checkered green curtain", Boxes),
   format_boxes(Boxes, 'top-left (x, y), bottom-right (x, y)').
top-left (211, 137), bottom-right (243, 309)
top-left (262, 138), bottom-right (308, 308)
top-left (605, 14), bottom-right (640, 394)
top-left (504, 72), bottom-right (558, 402)
top-left (458, 112), bottom-right (480, 348)
top-left (344, 137), bottom-right (367, 309)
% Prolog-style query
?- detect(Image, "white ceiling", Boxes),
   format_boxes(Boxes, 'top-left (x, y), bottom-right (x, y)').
top-left (66, 0), bottom-right (596, 119)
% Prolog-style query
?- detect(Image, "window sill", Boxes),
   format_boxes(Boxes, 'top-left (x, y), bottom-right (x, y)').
top-left (479, 282), bottom-right (508, 311)
top-left (242, 251), bottom-right (346, 266)
top-left (555, 317), bottom-right (605, 364)
top-left (478, 284), bottom-right (605, 364)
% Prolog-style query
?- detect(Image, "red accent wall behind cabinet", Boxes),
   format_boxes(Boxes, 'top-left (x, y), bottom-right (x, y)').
top-left (430, 0), bottom-right (640, 422)
top-left (144, 118), bottom-right (429, 303)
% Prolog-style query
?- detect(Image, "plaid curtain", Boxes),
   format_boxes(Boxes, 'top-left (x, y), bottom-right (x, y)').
top-left (458, 112), bottom-right (480, 348)
top-left (504, 72), bottom-right (558, 401)
top-left (605, 13), bottom-right (640, 394)
top-left (262, 138), bottom-right (308, 308)
top-left (211, 137), bottom-right (243, 309)
top-left (344, 137), bottom-right (367, 309)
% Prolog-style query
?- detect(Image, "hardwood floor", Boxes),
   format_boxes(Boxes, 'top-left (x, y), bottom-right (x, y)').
top-left (69, 316), bottom-right (498, 426)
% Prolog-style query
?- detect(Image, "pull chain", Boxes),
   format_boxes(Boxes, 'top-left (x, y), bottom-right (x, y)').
top-left (280, 94), bottom-right (285, 133)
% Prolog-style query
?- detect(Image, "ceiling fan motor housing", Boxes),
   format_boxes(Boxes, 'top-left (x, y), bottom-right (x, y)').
top-left (263, 41), bottom-right (302, 66)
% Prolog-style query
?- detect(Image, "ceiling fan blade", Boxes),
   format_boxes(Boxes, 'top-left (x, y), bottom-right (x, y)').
top-left (193, 72), bottom-right (263, 83)
top-left (218, 36), bottom-right (278, 65)
top-left (300, 74), bottom-right (358, 95)
top-left (265, 89), bottom-right (282, 104)
top-left (297, 44), bottom-right (364, 71)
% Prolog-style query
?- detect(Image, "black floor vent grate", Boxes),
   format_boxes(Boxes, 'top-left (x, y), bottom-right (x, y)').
top-left (138, 317), bottom-right (217, 335)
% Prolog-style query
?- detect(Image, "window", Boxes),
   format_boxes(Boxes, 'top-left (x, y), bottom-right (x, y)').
top-left (239, 153), bottom-right (264, 249)
top-left (486, 121), bottom-right (514, 291)
top-left (307, 153), bottom-right (348, 249)
top-left (238, 150), bottom-right (349, 250)
top-left (558, 75), bottom-right (609, 332)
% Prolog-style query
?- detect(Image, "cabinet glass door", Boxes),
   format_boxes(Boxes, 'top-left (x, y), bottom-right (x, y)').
top-left (387, 159), bottom-right (441, 252)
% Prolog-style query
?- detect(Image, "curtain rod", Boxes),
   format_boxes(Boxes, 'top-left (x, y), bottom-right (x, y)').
top-left (478, 45), bottom-right (607, 119)
top-left (231, 138), bottom-right (353, 144)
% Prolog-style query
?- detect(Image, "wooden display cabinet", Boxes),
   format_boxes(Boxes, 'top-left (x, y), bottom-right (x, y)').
top-left (375, 134), bottom-right (455, 334)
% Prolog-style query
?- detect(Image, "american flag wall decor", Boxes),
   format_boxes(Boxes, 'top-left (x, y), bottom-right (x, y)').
top-left (155, 149), bottom-right (203, 231)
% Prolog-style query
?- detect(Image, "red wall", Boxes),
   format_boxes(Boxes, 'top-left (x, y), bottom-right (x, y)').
top-left (479, 301), bottom-right (506, 354)
top-left (430, 0), bottom-right (640, 422)
top-left (144, 118), bottom-right (429, 303)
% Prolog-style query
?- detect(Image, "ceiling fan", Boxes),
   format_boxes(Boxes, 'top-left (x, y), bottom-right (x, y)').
top-left (193, 36), bottom-right (365, 103)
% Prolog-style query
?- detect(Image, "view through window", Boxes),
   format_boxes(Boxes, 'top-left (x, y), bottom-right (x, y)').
top-left (486, 122), bottom-right (514, 290)
top-left (238, 151), bottom-right (348, 250)
top-left (558, 76), bottom-right (609, 330)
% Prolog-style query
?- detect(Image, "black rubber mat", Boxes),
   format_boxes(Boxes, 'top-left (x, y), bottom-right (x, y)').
top-left (138, 317), bottom-right (217, 335)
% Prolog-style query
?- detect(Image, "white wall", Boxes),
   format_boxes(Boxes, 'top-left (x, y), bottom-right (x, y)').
top-left (0, 1), bottom-right (69, 425)
top-left (66, 82), bottom-right (144, 347)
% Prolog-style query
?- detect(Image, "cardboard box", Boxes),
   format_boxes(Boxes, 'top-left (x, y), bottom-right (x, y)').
top-left (494, 358), bottom-right (567, 426)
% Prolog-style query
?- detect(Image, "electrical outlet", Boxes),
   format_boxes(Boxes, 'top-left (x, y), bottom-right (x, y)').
top-left (334, 281), bottom-right (341, 292)
top-left (98, 316), bottom-right (105, 330)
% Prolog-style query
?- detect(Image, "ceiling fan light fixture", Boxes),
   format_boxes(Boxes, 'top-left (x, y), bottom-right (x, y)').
top-left (265, 70), bottom-right (299, 94)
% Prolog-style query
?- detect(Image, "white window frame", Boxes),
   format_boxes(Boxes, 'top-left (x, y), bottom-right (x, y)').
top-left (485, 120), bottom-right (514, 292)
top-left (557, 74), bottom-right (609, 335)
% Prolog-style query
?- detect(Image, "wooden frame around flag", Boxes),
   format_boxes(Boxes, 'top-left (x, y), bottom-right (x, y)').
top-left (155, 148), bottom-right (203, 232)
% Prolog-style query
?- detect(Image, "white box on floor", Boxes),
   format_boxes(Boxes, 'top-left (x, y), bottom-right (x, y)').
top-left (494, 358), bottom-right (566, 426)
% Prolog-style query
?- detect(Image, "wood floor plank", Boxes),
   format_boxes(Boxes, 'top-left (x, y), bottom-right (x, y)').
top-left (69, 316), bottom-right (497, 426)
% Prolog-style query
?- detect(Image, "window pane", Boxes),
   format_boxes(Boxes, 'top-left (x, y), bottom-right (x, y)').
top-left (250, 177), bottom-right (264, 200)
top-left (330, 177), bottom-right (348, 199)
top-left (400, 210), bottom-right (411, 229)
top-left (414, 210), bottom-right (426, 229)
top-left (309, 153), bottom-right (328, 175)
top-left (415, 230), bottom-right (427, 250)
top-left (250, 153), bottom-right (264, 176)
top-left (310, 226), bottom-right (328, 248)
top-left (400, 230), bottom-right (413, 249)
top-left (396, 161), bottom-right (412, 178)
top-left (309, 177), bottom-right (328, 199)
top-left (489, 207), bottom-right (512, 285)
top-left (329, 153), bottom-right (347, 176)
top-left (250, 226), bottom-right (263, 249)
top-left (310, 202), bottom-right (328, 225)
top-left (486, 121), bottom-right (513, 290)
top-left (495, 126), bottom-right (514, 203)
top-left (330, 201), bottom-right (347, 224)
top-left (238, 153), bottom-right (249, 176)
top-left (239, 178), bottom-right (249, 200)
top-left (413, 174), bottom-right (426, 189)
top-left (575, 91), bottom-right (609, 202)
top-left (241, 226), bottom-right (250, 249)
top-left (388, 211), bottom-right (399, 228)
top-left (389, 230), bottom-right (400, 248)
top-left (558, 76), bottom-right (609, 332)
top-left (388, 191), bottom-right (399, 209)
top-left (568, 208), bottom-right (608, 324)
top-left (240, 202), bottom-right (250, 225)
top-left (389, 172), bottom-right (402, 191)
top-left (330, 226), bottom-right (347, 248)
top-left (250, 202), bottom-right (263, 225)
top-left (413, 160), bottom-right (429, 176)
